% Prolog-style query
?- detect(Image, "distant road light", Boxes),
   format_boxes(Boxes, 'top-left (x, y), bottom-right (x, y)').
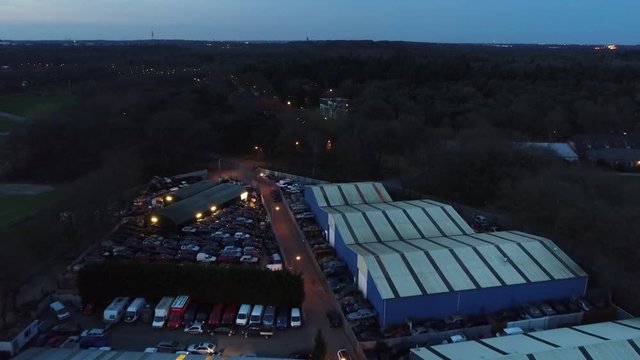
top-left (150, 216), bottom-right (158, 224)
top-left (195, 212), bottom-right (203, 219)
top-left (165, 195), bottom-right (173, 202)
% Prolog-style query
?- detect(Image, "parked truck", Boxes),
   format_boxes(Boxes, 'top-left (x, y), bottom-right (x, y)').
top-left (152, 296), bottom-right (175, 328)
top-left (103, 297), bottom-right (130, 323)
top-left (166, 295), bottom-right (190, 329)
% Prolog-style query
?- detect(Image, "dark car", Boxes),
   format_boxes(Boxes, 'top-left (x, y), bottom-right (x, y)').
top-left (337, 348), bottom-right (353, 360)
top-left (157, 340), bottom-right (180, 353)
top-left (276, 308), bottom-right (289, 330)
top-left (289, 350), bottom-right (312, 359)
top-left (182, 302), bottom-right (199, 326)
top-left (242, 325), bottom-right (262, 338)
top-left (326, 310), bottom-right (342, 328)
top-left (195, 304), bottom-right (212, 324)
top-left (78, 337), bottom-right (108, 349)
top-left (51, 323), bottom-right (82, 336)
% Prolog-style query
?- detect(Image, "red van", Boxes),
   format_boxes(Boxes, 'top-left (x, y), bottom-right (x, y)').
top-left (222, 304), bottom-right (239, 325)
top-left (208, 304), bottom-right (225, 327)
top-left (166, 295), bottom-right (190, 329)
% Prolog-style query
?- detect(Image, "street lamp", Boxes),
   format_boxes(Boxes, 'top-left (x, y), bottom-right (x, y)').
top-left (165, 195), bottom-right (173, 202)
top-left (287, 101), bottom-right (292, 106)
top-left (150, 216), bottom-right (158, 224)
top-left (275, 206), bottom-right (280, 211)
top-left (295, 255), bottom-right (301, 261)
top-left (210, 205), bottom-right (217, 212)
top-left (195, 212), bottom-right (203, 219)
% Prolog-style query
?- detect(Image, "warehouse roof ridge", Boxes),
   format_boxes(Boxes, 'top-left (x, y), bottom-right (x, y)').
top-left (305, 182), bottom-right (393, 207)
top-left (348, 230), bottom-right (586, 299)
top-left (411, 318), bottom-right (640, 360)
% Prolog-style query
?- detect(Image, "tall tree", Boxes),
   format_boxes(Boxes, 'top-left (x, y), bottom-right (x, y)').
top-left (311, 329), bottom-right (327, 360)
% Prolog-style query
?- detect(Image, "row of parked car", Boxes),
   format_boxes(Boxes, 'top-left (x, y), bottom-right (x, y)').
top-left (275, 178), bottom-right (384, 342)
top-left (97, 295), bottom-right (303, 337)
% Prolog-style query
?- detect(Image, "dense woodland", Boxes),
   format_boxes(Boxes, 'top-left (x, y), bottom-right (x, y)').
top-left (1, 41), bottom-right (640, 318)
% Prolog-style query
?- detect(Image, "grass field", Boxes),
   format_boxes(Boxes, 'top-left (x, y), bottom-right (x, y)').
top-left (0, 115), bottom-right (17, 131)
top-left (0, 189), bottom-right (61, 228)
top-left (0, 93), bottom-right (76, 120)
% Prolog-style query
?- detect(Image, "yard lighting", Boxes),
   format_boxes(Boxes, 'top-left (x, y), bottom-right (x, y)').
top-left (150, 216), bottom-right (158, 224)
top-left (195, 212), bottom-right (203, 219)
top-left (240, 191), bottom-right (249, 201)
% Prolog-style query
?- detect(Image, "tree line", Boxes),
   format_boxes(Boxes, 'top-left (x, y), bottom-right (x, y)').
top-left (77, 261), bottom-right (305, 308)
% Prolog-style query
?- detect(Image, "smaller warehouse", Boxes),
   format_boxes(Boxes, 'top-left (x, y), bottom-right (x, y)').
top-left (153, 182), bottom-right (244, 229)
top-left (164, 180), bottom-right (218, 203)
top-left (410, 317), bottom-right (640, 360)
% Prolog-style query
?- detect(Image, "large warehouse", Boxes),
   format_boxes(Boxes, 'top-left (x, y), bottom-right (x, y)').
top-left (410, 317), bottom-right (640, 360)
top-left (304, 182), bottom-right (588, 327)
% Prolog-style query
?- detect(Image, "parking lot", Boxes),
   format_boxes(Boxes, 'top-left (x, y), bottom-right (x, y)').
top-left (36, 306), bottom-right (317, 358)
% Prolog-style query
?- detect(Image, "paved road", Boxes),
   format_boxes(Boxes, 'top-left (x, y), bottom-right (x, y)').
top-left (214, 158), bottom-right (355, 358)
top-left (0, 111), bottom-right (26, 122)
top-left (258, 177), bottom-right (354, 359)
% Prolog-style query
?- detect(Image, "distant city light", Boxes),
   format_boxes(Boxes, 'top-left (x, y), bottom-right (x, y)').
top-left (210, 205), bottom-right (217, 212)
top-left (195, 212), bottom-right (203, 219)
top-left (165, 195), bottom-right (173, 202)
top-left (150, 216), bottom-right (158, 224)
top-left (287, 101), bottom-right (291, 105)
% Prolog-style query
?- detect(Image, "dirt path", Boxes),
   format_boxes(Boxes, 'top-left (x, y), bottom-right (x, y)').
top-left (0, 183), bottom-right (53, 195)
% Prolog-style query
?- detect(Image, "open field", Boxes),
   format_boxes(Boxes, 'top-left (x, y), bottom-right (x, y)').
top-left (0, 186), bottom-right (61, 227)
top-left (0, 93), bottom-right (76, 120)
top-left (0, 115), bottom-right (16, 131)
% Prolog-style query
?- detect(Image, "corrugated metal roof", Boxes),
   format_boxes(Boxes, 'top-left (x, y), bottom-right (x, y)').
top-left (347, 231), bottom-right (586, 300)
top-left (168, 180), bottom-right (218, 201)
top-left (306, 182), bottom-right (392, 207)
top-left (411, 318), bottom-right (640, 360)
top-left (327, 200), bottom-right (474, 245)
top-left (157, 182), bottom-right (243, 227)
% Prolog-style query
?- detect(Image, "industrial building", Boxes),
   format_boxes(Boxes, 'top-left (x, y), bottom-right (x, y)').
top-left (153, 182), bottom-right (244, 229)
top-left (410, 318), bottom-right (640, 360)
top-left (164, 180), bottom-right (218, 203)
top-left (304, 182), bottom-right (588, 327)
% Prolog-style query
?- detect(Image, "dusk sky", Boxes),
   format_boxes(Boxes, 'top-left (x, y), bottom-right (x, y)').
top-left (0, 0), bottom-right (638, 44)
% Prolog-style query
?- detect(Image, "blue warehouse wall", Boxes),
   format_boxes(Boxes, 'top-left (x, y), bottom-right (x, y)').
top-left (374, 276), bottom-right (588, 328)
top-left (379, 290), bottom-right (459, 328)
top-left (333, 229), bottom-right (358, 277)
top-left (457, 276), bottom-right (588, 315)
top-left (303, 187), bottom-right (329, 232)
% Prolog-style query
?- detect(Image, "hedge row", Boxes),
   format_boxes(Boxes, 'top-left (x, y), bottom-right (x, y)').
top-left (77, 261), bottom-right (304, 307)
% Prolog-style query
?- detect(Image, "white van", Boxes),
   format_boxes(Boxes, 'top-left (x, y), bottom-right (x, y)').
top-left (50, 301), bottom-right (71, 321)
top-left (152, 296), bottom-right (175, 328)
top-left (124, 298), bottom-right (147, 323)
top-left (249, 305), bottom-right (264, 325)
top-left (496, 327), bottom-right (524, 337)
top-left (103, 297), bottom-right (130, 323)
top-left (236, 304), bottom-right (253, 326)
top-left (290, 307), bottom-right (302, 328)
